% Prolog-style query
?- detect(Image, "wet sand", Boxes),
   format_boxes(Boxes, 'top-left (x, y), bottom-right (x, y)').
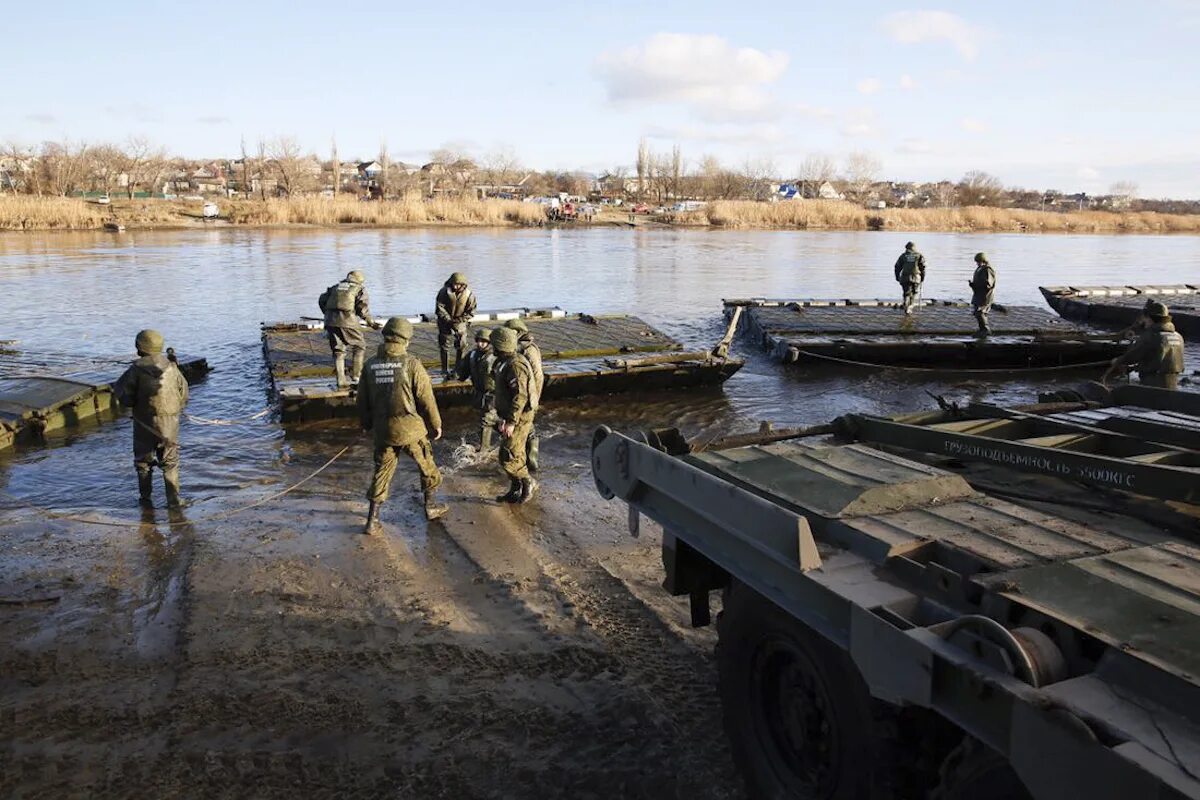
top-left (0, 435), bottom-right (745, 799)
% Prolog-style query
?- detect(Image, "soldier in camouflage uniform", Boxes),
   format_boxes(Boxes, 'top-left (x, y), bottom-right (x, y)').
top-left (490, 327), bottom-right (537, 504)
top-left (968, 252), bottom-right (996, 336)
top-left (113, 329), bottom-right (190, 508)
top-left (319, 270), bottom-right (381, 388)
top-left (894, 242), bottom-right (927, 315)
top-left (1103, 301), bottom-right (1186, 389)
top-left (505, 318), bottom-right (544, 472)
top-left (435, 271), bottom-right (478, 379)
top-left (454, 327), bottom-right (498, 451)
top-left (357, 317), bottom-right (448, 533)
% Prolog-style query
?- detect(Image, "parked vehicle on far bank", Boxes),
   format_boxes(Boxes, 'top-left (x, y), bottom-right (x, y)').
top-left (94, 194), bottom-right (111, 205)
top-left (632, 203), bottom-right (652, 214)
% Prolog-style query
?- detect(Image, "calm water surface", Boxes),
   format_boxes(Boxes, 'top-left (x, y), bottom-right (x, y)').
top-left (2, 226), bottom-right (1198, 511)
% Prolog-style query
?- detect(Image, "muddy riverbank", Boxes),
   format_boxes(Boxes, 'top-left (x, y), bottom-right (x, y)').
top-left (0, 432), bottom-right (745, 798)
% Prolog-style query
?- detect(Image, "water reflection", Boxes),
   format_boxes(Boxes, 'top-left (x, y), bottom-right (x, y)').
top-left (1, 226), bottom-right (1197, 511)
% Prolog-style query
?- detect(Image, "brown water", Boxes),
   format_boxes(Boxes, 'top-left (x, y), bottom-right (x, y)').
top-left (1, 226), bottom-right (1198, 514)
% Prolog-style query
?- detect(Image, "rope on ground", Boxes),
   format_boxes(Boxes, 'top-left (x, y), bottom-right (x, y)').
top-left (0, 445), bottom-right (353, 529)
top-left (792, 348), bottom-right (1113, 375)
top-left (184, 408), bottom-right (272, 425)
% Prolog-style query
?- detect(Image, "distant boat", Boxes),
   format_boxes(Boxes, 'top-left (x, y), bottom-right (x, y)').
top-left (201, 202), bottom-right (219, 219)
top-left (103, 222), bottom-right (125, 232)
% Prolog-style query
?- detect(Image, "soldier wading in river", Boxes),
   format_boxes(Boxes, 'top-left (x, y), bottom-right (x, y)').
top-left (894, 241), bottom-right (927, 315)
top-left (504, 318), bottom-right (544, 472)
top-left (1103, 300), bottom-right (1186, 389)
top-left (114, 329), bottom-right (190, 508)
top-left (435, 271), bottom-right (477, 379)
top-left (968, 252), bottom-right (996, 336)
top-left (490, 327), bottom-right (537, 503)
top-left (455, 327), bottom-right (498, 451)
top-left (319, 270), bottom-right (381, 388)
top-left (358, 317), bottom-right (448, 533)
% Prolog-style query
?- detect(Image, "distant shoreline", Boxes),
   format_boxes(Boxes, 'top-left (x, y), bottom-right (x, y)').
top-left (2, 196), bottom-right (1199, 235)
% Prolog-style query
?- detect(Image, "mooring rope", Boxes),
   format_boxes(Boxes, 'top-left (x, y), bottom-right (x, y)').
top-left (792, 348), bottom-right (1112, 375)
top-left (0, 445), bottom-right (353, 528)
top-left (184, 408), bottom-right (272, 426)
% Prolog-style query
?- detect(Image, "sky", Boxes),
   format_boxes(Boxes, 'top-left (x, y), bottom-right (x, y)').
top-left (4, 1), bottom-right (1200, 198)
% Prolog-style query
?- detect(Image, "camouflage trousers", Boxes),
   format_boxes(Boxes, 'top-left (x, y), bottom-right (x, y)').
top-left (900, 281), bottom-right (921, 312)
top-left (368, 439), bottom-right (442, 502)
top-left (499, 413), bottom-right (535, 481)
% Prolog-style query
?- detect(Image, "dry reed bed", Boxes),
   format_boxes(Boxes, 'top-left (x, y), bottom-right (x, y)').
top-left (675, 200), bottom-right (1200, 233)
top-left (3, 195), bottom-right (1199, 233)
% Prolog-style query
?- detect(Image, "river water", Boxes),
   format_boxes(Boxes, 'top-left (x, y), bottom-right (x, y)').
top-left (2, 226), bottom-right (1198, 514)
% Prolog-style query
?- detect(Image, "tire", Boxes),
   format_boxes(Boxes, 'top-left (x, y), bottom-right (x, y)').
top-left (716, 581), bottom-right (881, 800)
top-left (933, 737), bottom-right (1031, 800)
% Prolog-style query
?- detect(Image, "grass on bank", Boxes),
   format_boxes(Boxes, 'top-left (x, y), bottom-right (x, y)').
top-left (673, 199), bottom-right (1200, 233)
top-left (3, 194), bottom-right (1200, 233)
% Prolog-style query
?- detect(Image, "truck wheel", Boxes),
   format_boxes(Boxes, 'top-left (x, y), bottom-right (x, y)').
top-left (716, 582), bottom-right (878, 799)
top-left (933, 738), bottom-right (1031, 800)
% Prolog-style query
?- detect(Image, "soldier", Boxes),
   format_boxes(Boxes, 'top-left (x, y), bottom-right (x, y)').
top-left (1102, 301), bottom-right (1185, 389)
top-left (894, 241), bottom-right (926, 315)
top-left (454, 327), bottom-right (498, 451)
top-left (113, 329), bottom-right (190, 508)
top-left (968, 252), bottom-right (996, 336)
top-left (318, 270), bottom-right (381, 388)
top-left (505, 318), bottom-right (544, 472)
top-left (357, 317), bottom-right (448, 533)
top-left (435, 271), bottom-right (477, 379)
top-left (490, 327), bottom-right (537, 504)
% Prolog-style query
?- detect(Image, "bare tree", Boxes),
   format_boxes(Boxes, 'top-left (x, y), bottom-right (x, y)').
top-left (670, 144), bottom-right (683, 200)
top-left (1, 141), bottom-right (38, 194)
top-left (480, 146), bottom-right (523, 190)
top-left (636, 138), bottom-right (649, 200)
top-left (958, 170), bottom-right (1006, 206)
top-left (797, 153), bottom-right (838, 198)
top-left (117, 136), bottom-right (167, 198)
top-left (89, 144), bottom-right (125, 195)
top-left (738, 157), bottom-right (778, 201)
top-left (39, 139), bottom-right (91, 197)
top-left (265, 136), bottom-right (311, 197)
top-left (1109, 180), bottom-right (1139, 210)
top-left (843, 151), bottom-right (882, 202)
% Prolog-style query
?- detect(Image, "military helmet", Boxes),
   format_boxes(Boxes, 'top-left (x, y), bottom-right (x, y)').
top-left (135, 329), bottom-right (164, 355)
top-left (974, 252), bottom-right (988, 263)
top-left (504, 318), bottom-right (529, 334)
top-left (474, 327), bottom-right (492, 342)
top-left (905, 241), bottom-right (915, 250)
top-left (1146, 300), bottom-right (1170, 320)
top-left (347, 270), bottom-right (365, 283)
top-left (490, 327), bottom-right (518, 353)
top-left (449, 271), bottom-right (468, 286)
top-left (382, 316), bottom-right (413, 341)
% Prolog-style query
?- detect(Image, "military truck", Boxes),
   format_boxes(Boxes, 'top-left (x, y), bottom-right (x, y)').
top-left (590, 385), bottom-right (1200, 799)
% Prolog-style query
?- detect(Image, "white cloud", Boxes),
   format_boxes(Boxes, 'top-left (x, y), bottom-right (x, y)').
top-left (596, 33), bottom-right (789, 122)
top-left (644, 122), bottom-right (785, 145)
top-left (856, 77), bottom-right (883, 95)
top-left (896, 138), bottom-right (933, 154)
top-left (960, 117), bottom-right (988, 133)
top-left (795, 103), bottom-right (835, 119)
top-left (841, 109), bottom-right (880, 138)
top-left (881, 11), bottom-right (982, 60)
top-left (1077, 166), bottom-right (1101, 180)
top-left (899, 74), bottom-right (918, 90)
top-left (25, 112), bottom-right (56, 124)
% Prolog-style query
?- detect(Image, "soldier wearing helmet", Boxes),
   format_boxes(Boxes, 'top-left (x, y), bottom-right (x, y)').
top-left (435, 271), bottom-right (477, 379)
top-left (113, 329), bottom-right (190, 508)
top-left (454, 327), bottom-right (498, 451)
top-left (893, 241), bottom-right (927, 315)
top-left (1103, 301), bottom-right (1185, 389)
top-left (490, 327), bottom-right (538, 504)
top-left (357, 316), bottom-right (447, 532)
top-left (968, 252), bottom-right (996, 336)
top-left (318, 269), bottom-right (381, 388)
top-left (505, 318), bottom-right (544, 472)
